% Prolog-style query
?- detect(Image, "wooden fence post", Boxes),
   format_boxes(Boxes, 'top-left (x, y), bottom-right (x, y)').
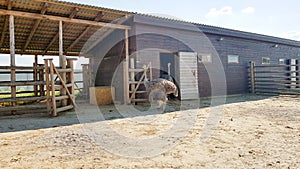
top-left (130, 58), bottom-right (135, 103)
top-left (81, 64), bottom-right (90, 99)
top-left (289, 59), bottom-right (296, 89)
top-left (33, 55), bottom-right (38, 96)
top-left (9, 15), bottom-right (16, 110)
top-left (49, 59), bottom-right (57, 116)
top-left (297, 59), bottom-right (299, 88)
top-left (59, 20), bottom-right (67, 106)
top-left (44, 59), bottom-right (51, 114)
top-left (250, 61), bottom-right (255, 94)
top-left (123, 29), bottom-right (130, 104)
top-left (39, 64), bottom-right (45, 96)
top-left (67, 58), bottom-right (76, 107)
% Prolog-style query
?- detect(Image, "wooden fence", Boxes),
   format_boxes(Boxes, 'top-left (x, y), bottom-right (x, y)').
top-left (249, 59), bottom-right (300, 95)
top-left (0, 58), bottom-right (81, 116)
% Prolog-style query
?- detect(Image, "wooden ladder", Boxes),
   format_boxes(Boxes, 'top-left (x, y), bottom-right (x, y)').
top-left (44, 59), bottom-right (77, 116)
top-left (128, 58), bottom-right (152, 104)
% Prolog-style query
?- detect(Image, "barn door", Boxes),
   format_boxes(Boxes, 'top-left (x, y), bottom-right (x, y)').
top-left (177, 52), bottom-right (199, 100)
top-left (160, 53), bottom-right (175, 80)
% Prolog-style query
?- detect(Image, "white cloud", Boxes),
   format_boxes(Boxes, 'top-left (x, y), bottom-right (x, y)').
top-left (282, 31), bottom-right (300, 41)
top-left (242, 7), bottom-right (255, 14)
top-left (205, 6), bottom-right (233, 18)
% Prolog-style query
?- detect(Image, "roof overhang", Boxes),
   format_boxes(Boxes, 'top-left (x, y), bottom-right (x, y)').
top-left (0, 0), bottom-right (132, 56)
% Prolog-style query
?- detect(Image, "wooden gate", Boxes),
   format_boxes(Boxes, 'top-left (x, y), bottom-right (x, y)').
top-left (249, 59), bottom-right (300, 95)
top-left (177, 52), bottom-right (199, 100)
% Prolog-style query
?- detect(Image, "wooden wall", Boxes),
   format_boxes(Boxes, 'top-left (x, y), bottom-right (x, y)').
top-left (133, 17), bottom-right (300, 97)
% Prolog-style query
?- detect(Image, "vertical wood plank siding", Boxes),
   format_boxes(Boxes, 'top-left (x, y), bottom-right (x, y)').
top-left (133, 23), bottom-right (299, 97)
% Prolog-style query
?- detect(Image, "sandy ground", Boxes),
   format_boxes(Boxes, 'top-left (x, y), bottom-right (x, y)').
top-left (0, 95), bottom-right (299, 169)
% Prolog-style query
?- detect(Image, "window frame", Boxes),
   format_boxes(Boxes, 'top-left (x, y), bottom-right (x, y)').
top-left (227, 55), bottom-right (239, 64)
top-left (279, 58), bottom-right (286, 65)
top-left (198, 53), bottom-right (212, 63)
top-left (262, 57), bottom-right (270, 64)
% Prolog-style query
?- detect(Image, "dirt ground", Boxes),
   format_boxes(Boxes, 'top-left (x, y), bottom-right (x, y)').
top-left (0, 94), bottom-right (299, 169)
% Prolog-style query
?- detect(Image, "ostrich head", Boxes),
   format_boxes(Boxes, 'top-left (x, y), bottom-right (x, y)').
top-left (174, 87), bottom-right (179, 97)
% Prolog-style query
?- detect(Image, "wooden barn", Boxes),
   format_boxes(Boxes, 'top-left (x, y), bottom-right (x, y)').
top-left (1, 0), bottom-right (300, 115)
top-left (89, 14), bottom-right (300, 104)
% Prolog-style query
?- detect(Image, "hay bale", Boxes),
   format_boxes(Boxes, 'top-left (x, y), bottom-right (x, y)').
top-left (89, 87), bottom-right (115, 105)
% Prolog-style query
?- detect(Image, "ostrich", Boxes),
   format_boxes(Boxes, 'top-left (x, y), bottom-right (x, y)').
top-left (144, 78), bottom-right (178, 108)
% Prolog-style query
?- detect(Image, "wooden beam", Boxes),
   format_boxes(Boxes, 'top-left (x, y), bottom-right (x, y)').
top-left (130, 58), bottom-right (135, 102)
top-left (59, 20), bottom-right (64, 64)
top-left (49, 60), bottom-right (57, 116)
top-left (59, 20), bottom-right (67, 107)
top-left (9, 14), bottom-right (16, 110)
top-left (68, 7), bottom-right (79, 18)
top-left (0, 9), bottom-right (131, 29)
top-left (7, 0), bottom-right (12, 11)
top-left (0, 49), bottom-right (81, 56)
top-left (0, 0), bottom-right (13, 49)
top-left (65, 12), bottom-right (104, 52)
top-left (66, 58), bottom-right (75, 108)
top-left (0, 18), bottom-right (8, 49)
top-left (124, 29), bottom-right (130, 104)
top-left (23, 3), bottom-right (48, 51)
top-left (81, 64), bottom-right (89, 98)
top-left (33, 55), bottom-right (38, 96)
top-left (44, 59), bottom-right (51, 114)
top-left (0, 96), bottom-right (48, 103)
top-left (9, 15), bottom-right (15, 67)
top-left (44, 8), bottom-right (79, 54)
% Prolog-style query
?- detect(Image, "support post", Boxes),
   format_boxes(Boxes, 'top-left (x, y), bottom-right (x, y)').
top-left (123, 29), bottom-right (129, 104)
top-left (81, 64), bottom-right (90, 99)
top-left (130, 58), bottom-right (135, 103)
top-left (39, 63), bottom-right (45, 96)
top-left (88, 58), bottom-right (93, 87)
top-left (44, 59), bottom-right (51, 114)
top-left (9, 15), bottom-right (16, 110)
top-left (49, 59), bottom-right (57, 116)
top-left (250, 61), bottom-right (255, 94)
top-left (59, 20), bottom-right (67, 106)
top-left (67, 58), bottom-right (76, 108)
top-left (33, 55), bottom-right (38, 96)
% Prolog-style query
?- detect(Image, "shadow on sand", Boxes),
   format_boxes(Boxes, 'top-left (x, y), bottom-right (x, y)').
top-left (0, 94), bottom-right (272, 133)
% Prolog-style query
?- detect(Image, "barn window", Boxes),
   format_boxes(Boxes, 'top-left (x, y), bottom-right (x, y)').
top-left (228, 55), bottom-right (239, 64)
top-left (262, 57), bottom-right (270, 64)
top-left (198, 53), bottom-right (212, 63)
top-left (279, 58), bottom-right (286, 65)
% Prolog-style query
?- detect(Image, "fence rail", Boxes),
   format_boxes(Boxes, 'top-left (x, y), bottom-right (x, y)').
top-left (0, 61), bottom-right (83, 116)
top-left (249, 59), bottom-right (300, 95)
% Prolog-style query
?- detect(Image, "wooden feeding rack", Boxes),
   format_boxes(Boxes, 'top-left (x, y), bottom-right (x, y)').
top-left (128, 58), bottom-right (152, 104)
top-left (44, 58), bottom-right (77, 116)
top-left (0, 58), bottom-right (77, 116)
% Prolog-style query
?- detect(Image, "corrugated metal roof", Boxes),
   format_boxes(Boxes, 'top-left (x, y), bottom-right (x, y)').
top-left (197, 24), bottom-right (300, 47)
top-left (1, 0), bottom-right (299, 56)
top-left (0, 0), bottom-right (132, 56)
top-left (135, 14), bottom-right (300, 47)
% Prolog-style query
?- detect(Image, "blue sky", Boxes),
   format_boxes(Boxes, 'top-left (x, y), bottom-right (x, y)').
top-left (1, 0), bottom-right (299, 66)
